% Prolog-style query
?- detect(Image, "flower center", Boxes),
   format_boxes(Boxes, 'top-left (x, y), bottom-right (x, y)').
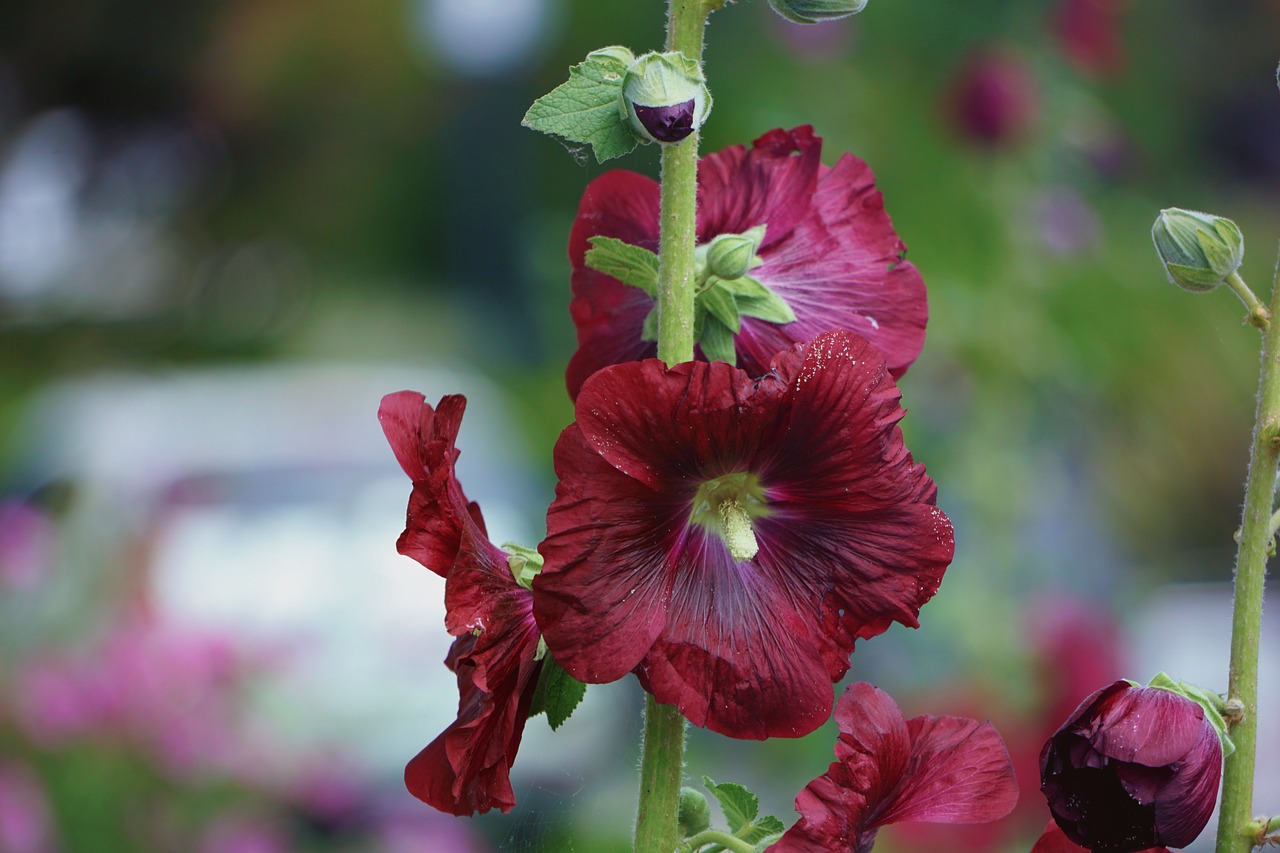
top-left (690, 472), bottom-right (769, 563)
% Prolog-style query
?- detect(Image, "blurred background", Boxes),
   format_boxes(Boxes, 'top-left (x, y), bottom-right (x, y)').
top-left (0, 0), bottom-right (1278, 850)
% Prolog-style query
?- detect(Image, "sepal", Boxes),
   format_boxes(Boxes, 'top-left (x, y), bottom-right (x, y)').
top-left (767, 0), bottom-right (869, 24)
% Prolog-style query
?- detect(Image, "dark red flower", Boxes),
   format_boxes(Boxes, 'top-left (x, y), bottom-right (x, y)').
top-left (564, 126), bottom-right (927, 399)
top-left (768, 682), bottom-right (1019, 853)
top-left (1031, 820), bottom-right (1172, 853)
top-left (379, 392), bottom-right (544, 816)
top-left (533, 331), bottom-right (953, 739)
top-left (1039, 681), bottom-right (1222, 853)
top-left (945, 49), bottom-right (1038, 148)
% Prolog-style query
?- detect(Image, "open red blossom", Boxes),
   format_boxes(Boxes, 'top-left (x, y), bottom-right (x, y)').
top-left (379, 392), bottom-right (544, 816)
top-left (769, 683), bottom-right (1019, 853)
top-left (1039, 681), bottom-right (1222, 853)
top-left (533, 331), bottom-right (953, 739)
top-left (565, 126), bottom-right (927, 399)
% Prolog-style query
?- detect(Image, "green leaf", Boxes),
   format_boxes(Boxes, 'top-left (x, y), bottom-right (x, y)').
top-left (728, 276), bottom-right (797, 324)
top-left (528, 655), bottom-right (587, 730)
top-left (702, 777), bottom-right (759, 833)
top-left (699, 314), bottom-right (737, 364)
top-left (522, 48), bottom-right (640, 163)
top-left (641, 305), bottom-right (659, 342)
top-left (585, 236), bottom-right (659, 296)
top-left (699, 280), bottom-right (741, 332)
top-left (739, 815), bottom-right (786, 845)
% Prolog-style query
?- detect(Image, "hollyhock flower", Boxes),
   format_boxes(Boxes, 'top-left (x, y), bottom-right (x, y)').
top-left (534, 330), bottom-right (953, 739)
top-left (768, 682), bottom-right (1018, 852)
top-left (945, 49), bottom-right (1038, 148)
top-left (379, 391), bottom-right (544, 816)
top-left (1039, 681), bottom-right (1223, 853)
top-left (564, 126), bottom-right (927, 399)
top-left (1031, 821), bottom-right (1172, 853)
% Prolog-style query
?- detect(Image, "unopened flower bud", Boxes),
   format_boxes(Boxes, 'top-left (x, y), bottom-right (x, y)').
top-left (1040, 679), bottom-right (1223, 852)
top-left (767, 0), bottom-right (869, 24)
top-left (620, 52), bottom-right (711, 144)
top-left (677, 787), bottom-right (711, 837)
top-left (1152, 207), bottom-right (1244, 293)
top-left (706, 232), bottom-right (761, 280)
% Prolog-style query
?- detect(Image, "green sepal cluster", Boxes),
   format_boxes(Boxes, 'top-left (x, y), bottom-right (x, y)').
top-left (677, 787), bottom-right (712, 837)
top-left (767, 0), bottom-right (868, 24)
top-left (522, 47), bottom-right (641, 163)
top-left (1146, 672), bottom-right (1236, 758)
top-left (585, 230), bottom-right (795, 366)
top-left (700, 777), bottom-right (786, 847)
top-left (502, 541), bottom-right (544, 590)
top-left (527, 654), bottom-right (587, 731)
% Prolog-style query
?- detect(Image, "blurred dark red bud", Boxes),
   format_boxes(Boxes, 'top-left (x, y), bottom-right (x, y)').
top-left (945, 49), bottom-right (1038, 148)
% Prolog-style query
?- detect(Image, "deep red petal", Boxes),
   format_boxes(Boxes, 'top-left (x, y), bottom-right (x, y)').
top-left (1151, 724), bottom-right (1220, 848)
top-left (1088, 686), bottom-right (1209, 767)
top-left (871, 714), bottom-right (1019, 826)
top-left (566, 170), bottom-right (661, 399)
top-left (769, 764), bottom-right (870, 853)
top-left (378, 392), bottom-right (483, 576)
top-left (533, 424), bottom-right (676, 684)
top-left (696, 126), bottom-right (823, 245)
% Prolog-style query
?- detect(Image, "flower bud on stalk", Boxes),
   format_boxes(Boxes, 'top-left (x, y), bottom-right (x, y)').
top-left (1151, 207), bottom-right (1243, 293)
top-left (620, 52), bottom-right (711, 144)
top-left (1039, 679), bottom-right (1227, 853)
top-left (767, 0), bottom-right (868, 24)
top-left (705, 229), bottom-right (763, 281)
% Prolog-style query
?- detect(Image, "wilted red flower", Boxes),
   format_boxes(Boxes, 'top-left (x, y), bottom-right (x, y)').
top-left (533, 331), bottom-right (953, 739)
top-left (945, 49), bottom-right (1038, 148)
top-left (379, 392), bottom-right (544, 816)
top-left (768, 682), bottom-right (1019, 852)
top-left (1039, 681), bottom-right (1222, 853)
top-left (1031, 820), bottom-right (1172, 853)
top-left (565, 126), bottom-right (927, 398)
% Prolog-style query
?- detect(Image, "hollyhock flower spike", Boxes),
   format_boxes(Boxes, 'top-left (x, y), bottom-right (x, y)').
top-left (1039, 679), bottom-right (1225, 853)
top-left (768, 682), bottom-right (1019, 852)
top-left (534, 330), bottom-right (954, 739)
top-left (564, 126), bottom-right (928, 399)
top-left (379, 392), bottom-right (545, 816)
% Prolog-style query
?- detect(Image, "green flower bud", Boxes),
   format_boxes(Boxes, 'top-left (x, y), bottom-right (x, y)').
top-left (620, 52), bottom-right (712, 144)
top-left (1151, 207), bottom-right (1244, 293)
top-left (706, 229), bottom-right (763, 280)
top-left (767, 0), bottom-right (869, 24)
top-left (677, 787), bottom-right (711, 837)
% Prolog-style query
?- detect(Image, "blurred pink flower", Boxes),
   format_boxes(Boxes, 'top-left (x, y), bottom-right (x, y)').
top-left (0, 501), bottom-right (54, 590)
top-left (945, 49), bottom-right (1038, 148)
top-left (198, 815), bottom-right (288, 853)
top-left (1053, 0), bottom-right (1125, 78)
top-left (0, 762), bottom-right (54, 853)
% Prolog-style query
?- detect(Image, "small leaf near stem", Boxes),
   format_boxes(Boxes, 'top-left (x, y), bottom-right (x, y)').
top-left (679, 829), bottom-right (757, 853)
top-left (1225, 270), bottom-right (1271, 329)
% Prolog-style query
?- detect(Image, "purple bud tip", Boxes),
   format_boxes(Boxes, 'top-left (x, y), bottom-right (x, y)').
top-left (634, 100), bottom-right (696, 143)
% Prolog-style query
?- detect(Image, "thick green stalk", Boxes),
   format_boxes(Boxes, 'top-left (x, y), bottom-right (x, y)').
top-left (634, 3), bottom-right (711, 851)
top-left (1216, 248), bottom-right (1280, 853)
top-left (635, 695), bottom-right (689, 853)
top-left (654, 0), bottom-right (708, 366)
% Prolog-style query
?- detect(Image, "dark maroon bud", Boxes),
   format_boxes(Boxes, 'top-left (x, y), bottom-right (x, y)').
top-left (1039, 681), bottom-right (1223, 853)
top-left (632, 101), bottom-right (696, 143)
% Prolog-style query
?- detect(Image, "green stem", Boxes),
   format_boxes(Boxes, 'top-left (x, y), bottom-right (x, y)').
top-left (1216, 252), bottom-right (1280, 853)
top-left (681, 829), bottom-right (756, 853)
top-left (654, 0), bottom-right (710, 366)
top-left (634, 3), bottom-right (712, 851)
top-left (1226, 270), bottom-right (1272, 330)
top-left (635, 695), bottom-right (689, 853)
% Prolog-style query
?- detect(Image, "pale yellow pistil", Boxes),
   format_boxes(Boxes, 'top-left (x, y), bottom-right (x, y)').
top-left (718, 498), bottom-right (759, 562)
